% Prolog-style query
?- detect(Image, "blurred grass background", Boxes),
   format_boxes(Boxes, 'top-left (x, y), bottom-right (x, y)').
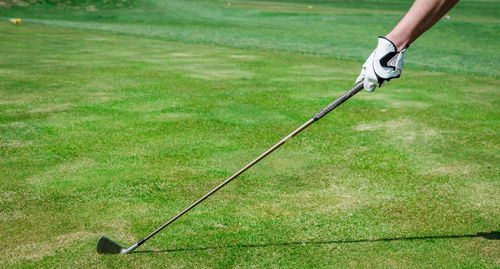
top-left (2, 0), bottom-right (499, 76)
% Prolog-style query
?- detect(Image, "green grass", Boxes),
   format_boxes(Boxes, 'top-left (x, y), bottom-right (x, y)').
top-left (2, 0), bottom-right (500, 76)
top-left (1, 0), bottom-right (499, 267)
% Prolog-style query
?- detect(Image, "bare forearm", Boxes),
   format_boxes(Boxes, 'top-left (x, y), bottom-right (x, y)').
top-left (386, 0), bottom-right (459, 51)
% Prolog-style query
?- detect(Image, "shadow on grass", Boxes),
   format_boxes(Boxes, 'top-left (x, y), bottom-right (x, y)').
top-left (136, 231), bottom-right (499, 254)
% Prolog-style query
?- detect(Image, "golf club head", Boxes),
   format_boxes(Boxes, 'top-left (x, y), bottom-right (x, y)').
top-left (97, 236), bottom-right (125, 254)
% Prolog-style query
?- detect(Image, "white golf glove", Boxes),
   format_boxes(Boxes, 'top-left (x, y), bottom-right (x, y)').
top-left (356, 37), bottom-right (407, 92)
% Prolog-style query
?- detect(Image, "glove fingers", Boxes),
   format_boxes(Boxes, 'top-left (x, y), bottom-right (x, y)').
top-left (364, 78), bottom-right (377, 92)
top-left (356, 72), bottom-right (365, 84)
top-left (356, 51), bottom-right (374, 88)
top-left (364, 60), bottom-right (378, 92)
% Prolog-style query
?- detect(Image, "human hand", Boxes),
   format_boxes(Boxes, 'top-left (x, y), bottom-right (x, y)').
top-left (356, 37), bottom-right (407, 92)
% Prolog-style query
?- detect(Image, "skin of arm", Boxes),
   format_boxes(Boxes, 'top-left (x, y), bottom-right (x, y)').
top-left (386, 0), bottom-right (459, 51)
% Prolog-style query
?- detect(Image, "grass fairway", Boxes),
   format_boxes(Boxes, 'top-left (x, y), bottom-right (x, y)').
top-left (1, 0), bottom-right (499, 267)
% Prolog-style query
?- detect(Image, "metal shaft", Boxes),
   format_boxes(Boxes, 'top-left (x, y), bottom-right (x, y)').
top-left (132, 82), bottom-right (364, 250)
top-left (142, 118), bottom-right (315, 242)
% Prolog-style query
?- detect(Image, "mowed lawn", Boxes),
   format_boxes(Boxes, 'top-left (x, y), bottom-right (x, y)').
top-left (1, 0), bottom-right (499, 267)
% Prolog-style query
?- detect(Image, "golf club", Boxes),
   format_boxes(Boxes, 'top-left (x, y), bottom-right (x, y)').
top-left (97, 81), bottom-right (364, 254)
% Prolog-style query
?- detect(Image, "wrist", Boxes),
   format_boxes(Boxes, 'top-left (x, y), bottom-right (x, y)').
top-left (384, 34), bottom-right (409, 52)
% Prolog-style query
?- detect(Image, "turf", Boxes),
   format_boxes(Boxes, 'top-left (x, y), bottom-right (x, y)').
top-left (0, 0), bottom-right (499, 267)
top-left (3, 0), bottom-right (500, 77)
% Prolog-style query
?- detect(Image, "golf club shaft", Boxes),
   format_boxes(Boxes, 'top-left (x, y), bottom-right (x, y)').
top-left (135, 82), bottom-right (364, 248)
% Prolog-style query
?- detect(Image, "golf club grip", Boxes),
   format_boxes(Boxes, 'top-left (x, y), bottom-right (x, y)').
top-left (312, 82), bottom-right (363, 121)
